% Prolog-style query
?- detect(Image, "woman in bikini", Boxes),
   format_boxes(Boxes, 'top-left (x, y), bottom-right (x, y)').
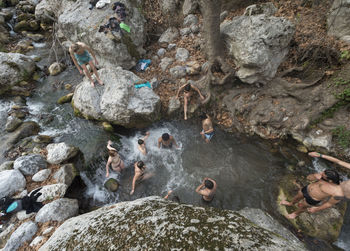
top-left (130, 161), bottom-right (154, 195)
top-left (69, 42), bottom-right (104, 87)
top-left (176, 83), bottom-right (205, 120)
top-left (105, 140), bottom-right (125, 177)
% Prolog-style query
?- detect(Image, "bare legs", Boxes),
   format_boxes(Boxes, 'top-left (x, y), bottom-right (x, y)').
top-left (81, 61), bottom-right (104, 87)
top-left (280, 190), bottom-right (308, 219)
top-left (184, 96), bottom-right (188, 120)
top-left (112, 161), bottom-right (125, 173)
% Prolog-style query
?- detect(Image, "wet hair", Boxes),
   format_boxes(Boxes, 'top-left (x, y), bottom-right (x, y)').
top-left (72, 43), bottom-right (81, 53)
top-left (204, 180), bottom-right (214, 189)
top-left (138, 139), bottom-right (144, 145)
top-left (162, 133), bottom-right (170, 141)
top-left (199, 112), bottom-right (207, 120)
top-left (137, 161), bottom-right (144, 169)
top-left (324, 170), bottom-right (340, 185)
top-left (184, 84), bottom-right (191, 92)
top-left (108, 150), bottom-right (117, 157)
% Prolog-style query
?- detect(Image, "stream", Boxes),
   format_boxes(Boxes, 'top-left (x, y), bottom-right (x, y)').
top-left (1, 42), bottom-right (350, 250)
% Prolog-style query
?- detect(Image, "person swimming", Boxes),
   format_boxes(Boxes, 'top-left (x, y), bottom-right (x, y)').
top-left (158, 133), bottom-right (179, 149)
top-left (195, 178), bottom-right (217, 202)
top-left (199, 112), bottom-right (214, 143)
top-left (105, 140), bottom-right (125, 177)
top-left (137, 131), bottom-right (150, 155)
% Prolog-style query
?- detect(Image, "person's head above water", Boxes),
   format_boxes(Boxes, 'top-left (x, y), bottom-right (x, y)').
top-left (137, 161), bottom-right (144, 169)
top-left (162, 133), bottom-right (170, 141)
top-left (184, 83), bottom-right (191, 92)
top-left (138, 139), bottom-right (144, 145)
top-left (323, 170), bottom-right (340, 185)
top-left (199, 112), bottom-right (208, 120)
top-left (72, 43), bottom-right (81, 53)
top-left (204, 179), bottom-right (214, 189)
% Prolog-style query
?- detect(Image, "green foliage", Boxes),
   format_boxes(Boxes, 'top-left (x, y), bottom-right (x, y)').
top-left (332, 126), bottom-right (350, 149)
top-left (340, 50), bottom-right (350, 61)
top-left (333, 78), bottom-right (350, 87)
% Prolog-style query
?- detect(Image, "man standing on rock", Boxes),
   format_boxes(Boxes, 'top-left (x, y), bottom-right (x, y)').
top-left (69, 42), bottom-right (104, 87)
top-left (176, 83), bottom-right (205, 120)
top-left (199, 113), bottom-right (214, 143)
top-left (280, 169), bottom-right (343, 219)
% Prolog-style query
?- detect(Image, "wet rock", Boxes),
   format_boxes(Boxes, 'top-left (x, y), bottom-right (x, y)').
top-left (33, 135), bottom-right (52, 144)
top-left (297, 161), bottom-right (306, 167)
top-left (57, 93), bottom-right (73, 104)
top-left (104, 178), bottom-right (119, 192)
top-left (220, 11), bottom-right (228, 22)
top-left (3, 221), bottom-right (37, 251)
top-left (0, 25), bottom-right (9, 44)
top-left (14, 20), bottom-right (39, 32)
top-left (0, 52), bottom-right (36, 95)
top-left (53, 163), bottom-right (78, 187)
top-left (32, 169), bottom-right (51, 182)
top-left (302, 131), bottom-right (332, 151)
top-left (39, 196), bottom-right (307, 251)
top-left (64, 83), bottom-right (72, 90)
top-left (5, 116), bottom-right (23, 132)
top-left (183, 14), bottom-right (198, 27)
top-left (160, 57), bottom-right (173, 71)
top-left (48, 62), bottom-right (65, 76)
top-left (167, 96), bottom-right (181, 115)
top-left (13, 154), bottom-right (47, 176)
top-left (35, 198), bottom-right (78, 223)
top-left (0, 169), bottom-right (26, 199)
top-left (159, 27), bottom-right (179, 44)
top-left (182, 0), bottom-right (199, 15)
top-left (190, 24), bottom-right (199, 34)
top-left (102, 121), bottom-right (113, 132)
top-left (30, 236), bottom-right (44, 248)
top-left (72, 67), bottom-right (161, 128)
top-left (296, 145), bottom-right (308, 153)
top-left (160, 0), bottom-right (179, 16)
top-left (221, 15), bottom-right (294, 84)
top-left (169, 65), bottom-right (187, 78)
top-left (35, 0), bottom-right (73, 23)
top-left (327, 0), bottom-right (350, 42)
top-left (46, 142), bottom-right (79, 164)
top-left (244, 2), bottom-right (277, 16)
top-left (36, 183), bottom-right (68, 202)
top-left (0, 9), bottom-right (13, 21)
top-left (0, 161), bottom-right (14, 171)
top-left (150, 77), bottom-right (159, 89)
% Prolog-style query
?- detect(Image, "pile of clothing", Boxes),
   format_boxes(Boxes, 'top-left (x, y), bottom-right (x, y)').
top-left (98, 2), bottom-right (130, 34)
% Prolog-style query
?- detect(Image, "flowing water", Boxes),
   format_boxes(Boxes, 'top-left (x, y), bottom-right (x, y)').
top-left (1, 43), bottom-right (349, 250)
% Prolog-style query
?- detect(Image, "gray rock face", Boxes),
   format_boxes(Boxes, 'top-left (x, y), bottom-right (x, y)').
top-left (180, 27), bottom-right (191, 36)
top-left (160, 0), bottom-right (178, 16)
top-left (0, 52), bottom-right (36, 95)
top-left (328, 0), bottom-right (350, 42)
top-left (48, 62), bottom-right (65, 76)
top-left (53, 163), bottom-right (77, 186)
top-left (57, 1), bottom-right (145, 69)
top-left (35, 198), bottom-right (79, 223)
top-left (5, 116), bottom-right (22, 132)
top-left (0, 161), bottom-right (14, 172)
top-left (221, 15), bottom-right (294, 84)
top-left (159, 27), bottom-right (179, 43)
top-left (36, 183), bottom-right (68, 202)
top-left (3, 221), bottom-right (37, 251)
top-left (157, 48), bottom-right (166, 57)
top-left (72, 67), bottom-right (161, 128)
top-left (160, 57), bottom-right (174, 71)
top-left (244, 2), bottom-right (277, 16)
top-left (168, 97), bottom-right (181, 115)
top-left (46, 142), bottom-right (78, 164)
top-left (32, 169), bottom-right (51, 182)
top-left (183, 14), bottom-right (198, 26)
top-left (13, 154), bottom-right (47, 176)
top-left (176, 48), bottom-right (190, 61)
top-left (0, 170), bottom-right (26, 198)
top-left (39, 197), bottom-right (306, 251)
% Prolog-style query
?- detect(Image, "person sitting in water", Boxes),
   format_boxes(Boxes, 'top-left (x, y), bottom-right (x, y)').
top-left (130, 161), bottom-right (154, 195)
top-left (158, 133), bottom-right (179, 149)
top-left (69, 42), bottom-right (104, 87)
top-left (105, 140), bottom-right (125, 177)
top-left (280, 170), bottom-right (343, 219)
top-left (176, 83), bottom-right (205, 120)
top-left (137, 131), bottom-right (150, 155)
top-left (195, 177), bottom-right (217, 202)
top-left (199, 112), bottom-right (214, 143)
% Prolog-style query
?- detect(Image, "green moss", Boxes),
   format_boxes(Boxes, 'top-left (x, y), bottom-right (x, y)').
top-left (332, 125), bottom-right (350, 148)
top-left (121, 33), bottom-right (140, 60)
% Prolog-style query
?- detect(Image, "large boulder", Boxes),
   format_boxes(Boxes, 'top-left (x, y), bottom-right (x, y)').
top-left (3, 221), bottom-right (37, 251)
top-left (35, 0), bottom-right (73, 23)
top-left (53, 163), bottom-right (78, 186)
top-left (0, 52), bottom-right (36, 95)
top-left (72, 67), bottom-right (161, 128)
top-left (13, 154), bottom-right (47, 176)
top-left (57, 0), bottom-right (145, 69)
top-left (35, 198), bottom-right (79, 223)
top-left (46, 142), bottom-right (79, 164)
top-left (39, 197), bottom-right (306, 251)
top-left (0, 170), bottom-right (26, 198)
top-left (327, 0), bottom-right (350, 42)
top-left (221, 15), bottom-right (294, 84)
top-left (36, 183), bottom-right (68, 202)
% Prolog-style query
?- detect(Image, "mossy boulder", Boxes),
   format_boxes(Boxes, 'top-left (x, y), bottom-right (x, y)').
top-left (277, 174), bottom-right (347, 242)
top-left (39, 197), bottom-right (306, 251)
top-left (14, 20), bottom-right (38, 32)
top-left (102, 122), bottom-right (113, 132)
top-left (57, 93), bottom-right (73, 104)
top-left (104, 178), bottom-right (119, 192)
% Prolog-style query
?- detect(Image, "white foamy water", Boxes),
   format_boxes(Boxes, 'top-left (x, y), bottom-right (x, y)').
top-left (32, 42), bottom-right (46, 48)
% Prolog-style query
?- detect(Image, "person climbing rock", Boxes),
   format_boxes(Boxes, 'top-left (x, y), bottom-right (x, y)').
top-left (158, 133), bottom-right (179, 149)
top-left (199, 112), bottom-right (214, 143)
top-left (280, 170), bottom-right (343, 219)
top-left (130, 161), bottom-right (154, 195)
top-left (195, 177), bottom-right (217, 202)
top-left (176, 83), bottom-right (205, 120)
top-left (105, 140), bottom-right (125, 177)
top-left (69, 42), bottom-right (104, 87)
top-left (137, 131), bottom-right (150, 155)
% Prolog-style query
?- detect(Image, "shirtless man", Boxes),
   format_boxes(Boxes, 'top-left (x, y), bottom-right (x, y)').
top-left (280, 170), bottom-right (343, 219)
top-left (176, 83), bottom-right (205, 120)
top-left (137, 131), bottom-right (150, 155)
top-left (105, 140), bottom-right (125, 177)
top-left (158, 133), bottom-right (179, 149)
top-left (199, 113), bottom-right (214, 143)
top-left (195, 177), bottom-right (217, 202)
top-left (130, 161), bottom-right (154, 195)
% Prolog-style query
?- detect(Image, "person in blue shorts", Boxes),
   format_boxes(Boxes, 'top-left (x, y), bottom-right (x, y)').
top-left (69, 42), bottom-right (104, 87)
top-left (199, 113), bottom-right (214, 143)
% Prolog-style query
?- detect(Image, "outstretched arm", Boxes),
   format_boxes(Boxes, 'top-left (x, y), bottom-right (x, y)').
top-left (309, 152), bottom-right (350, 170)
top-left (176, 84), bottom-right (186, 98)
top-left (191, 85), bottom-right (204, 100)
top-left (130, 173), bottom-right (140, 195)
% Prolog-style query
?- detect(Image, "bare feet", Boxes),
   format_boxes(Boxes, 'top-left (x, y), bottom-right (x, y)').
top-left (286, 213), bottom-right (298, 219)
top-left (90, 81), bottom-right (95, 87)
top-left (184, 115), bottom-right (187, 120)
top-left (280, 200), bottom-right (293, 206)
top-left (97, 79), bottom-right (104, 86)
